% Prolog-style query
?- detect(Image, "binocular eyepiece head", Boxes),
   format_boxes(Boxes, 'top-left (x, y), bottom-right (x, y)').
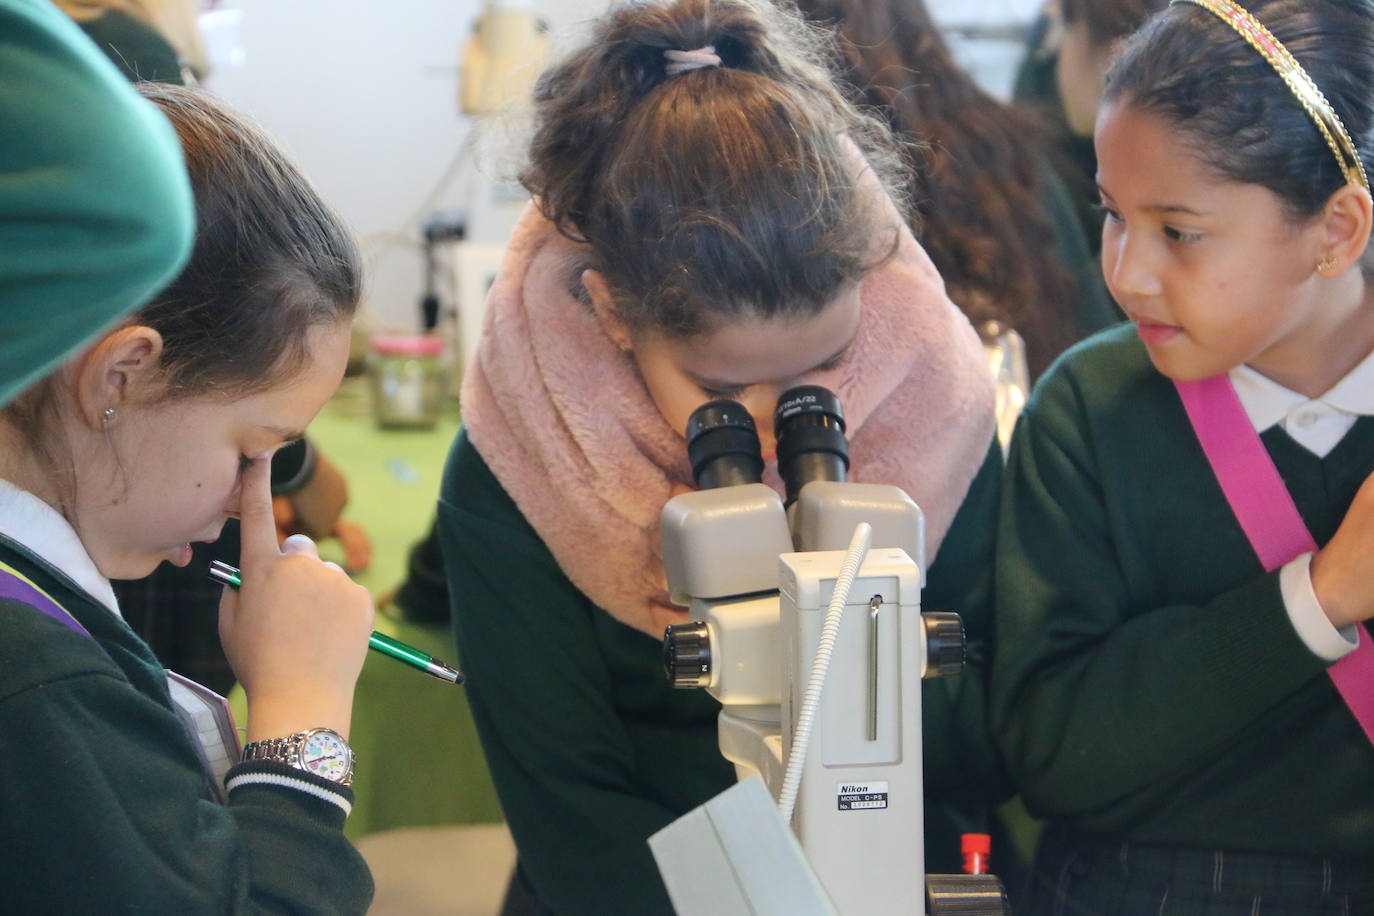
top-left (685, 385), bottom-right (850, 503)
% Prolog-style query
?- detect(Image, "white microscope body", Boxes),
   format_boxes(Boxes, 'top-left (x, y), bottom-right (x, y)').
top-left (658, 389), bottom-right (999, 914)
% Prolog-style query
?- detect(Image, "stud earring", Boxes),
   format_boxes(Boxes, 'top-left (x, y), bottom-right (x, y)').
top-left (1316, 255), bottom-right (1339, 274)
top-left (102, 407), bottom-right (117, 425)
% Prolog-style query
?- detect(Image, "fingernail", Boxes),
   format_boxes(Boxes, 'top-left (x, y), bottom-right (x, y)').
top-left (254, 450), bottom-right (272, 461)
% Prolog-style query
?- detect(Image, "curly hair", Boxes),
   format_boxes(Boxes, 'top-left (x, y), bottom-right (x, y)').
top-left (521, 0), bottom-right (908, 337)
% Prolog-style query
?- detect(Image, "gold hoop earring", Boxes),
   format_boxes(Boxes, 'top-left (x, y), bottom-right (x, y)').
top-left (1316, 256), bottom-right (1339, 274)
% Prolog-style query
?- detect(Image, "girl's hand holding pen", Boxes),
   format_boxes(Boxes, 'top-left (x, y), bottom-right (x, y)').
top-left (218, 453), bottom-right (375, 743)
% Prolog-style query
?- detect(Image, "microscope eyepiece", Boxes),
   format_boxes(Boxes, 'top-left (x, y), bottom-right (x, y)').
top-left (686, 399), bottom-right (765, 489)
top-left (775, 385), bottom-right (849, 505)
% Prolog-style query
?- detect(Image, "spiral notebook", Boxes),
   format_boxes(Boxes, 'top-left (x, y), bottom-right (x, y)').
top-left (165, 670), bottom-right (241, 805)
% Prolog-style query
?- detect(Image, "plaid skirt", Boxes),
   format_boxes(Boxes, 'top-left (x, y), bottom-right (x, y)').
top-left (1017, 824), bottom-right (1374, 916)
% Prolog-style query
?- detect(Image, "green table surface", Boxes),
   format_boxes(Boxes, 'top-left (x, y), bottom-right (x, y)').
top-left (232, 377), bottom-right (503, 838)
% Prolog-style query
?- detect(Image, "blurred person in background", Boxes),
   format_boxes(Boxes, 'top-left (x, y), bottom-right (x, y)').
top-left (1013, 0), bottom-right (1169, 249)
top-left (795, 0), bottom-right (1121, 383)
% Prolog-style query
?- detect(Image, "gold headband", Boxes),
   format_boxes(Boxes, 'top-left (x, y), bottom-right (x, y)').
top-left (1170, 0), bottom-right (1370, 191)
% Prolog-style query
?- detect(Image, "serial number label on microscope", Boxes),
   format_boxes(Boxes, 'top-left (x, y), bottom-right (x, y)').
top-left (836, 781), bottom-right (889, 811)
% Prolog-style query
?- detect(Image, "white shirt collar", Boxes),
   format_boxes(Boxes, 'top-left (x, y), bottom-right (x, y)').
top-left (0, 478), bottom-right (121, 616)
top-left (1230, 347), bottom-right (1374, 431)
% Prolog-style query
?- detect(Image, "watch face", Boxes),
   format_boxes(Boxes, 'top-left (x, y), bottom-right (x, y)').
top-left (299, 730), bottom-right (352, 783)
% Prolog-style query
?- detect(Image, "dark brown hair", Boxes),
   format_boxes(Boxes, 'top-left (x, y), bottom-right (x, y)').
top-left (793, 0), bottom-right (1082, 378)
top-left (1106, 0), bottom-right (1374, 222)
top-left (522, 0), bottom-right (907, 337)
top-left (1060, 0), bottom-right (1168, 46)
top-left (4, 84), bottom-right (359, 487)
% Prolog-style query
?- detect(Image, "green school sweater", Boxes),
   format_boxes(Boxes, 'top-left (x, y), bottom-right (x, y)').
top-left (0, 0), bottom-right (192, 406)
top-left (439, 428), bottom-right (1008, 915)
top-left (0, 535), bottom-right (374, 913)
top-left (993, 323), bottom-right (1374, 855)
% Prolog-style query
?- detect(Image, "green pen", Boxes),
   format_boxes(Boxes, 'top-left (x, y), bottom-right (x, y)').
top-left (208, 559), bottom-right (464, 685)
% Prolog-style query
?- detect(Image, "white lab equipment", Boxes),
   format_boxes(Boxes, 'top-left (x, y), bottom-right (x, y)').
top-left (459, 0), bottom-right (550, 115)
top-left (440, 0), bottom-right (553, 383)
top-left (651, 388), bottom-right (1008, 915)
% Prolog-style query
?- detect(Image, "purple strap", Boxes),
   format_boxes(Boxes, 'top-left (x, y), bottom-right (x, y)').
top-left (1176, 375), bottom-right (1374, 746)
top-left (0, 565), bottom-right (92, 639)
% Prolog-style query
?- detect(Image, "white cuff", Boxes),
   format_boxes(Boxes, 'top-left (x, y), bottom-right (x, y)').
top-left (1280, 553), bottom-right (1359, 662)
top-left (225, 770), bottom-right (353, 816)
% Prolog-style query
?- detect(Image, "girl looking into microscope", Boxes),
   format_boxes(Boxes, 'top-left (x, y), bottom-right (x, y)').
top-left (438, 0), bottom-right (1008, 912)
top-left (994, 0), bottom-right (1374, 909)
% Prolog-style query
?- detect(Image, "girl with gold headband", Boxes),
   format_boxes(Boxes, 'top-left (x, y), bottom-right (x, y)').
top-left (992, 0), bottom-right (1374, 909)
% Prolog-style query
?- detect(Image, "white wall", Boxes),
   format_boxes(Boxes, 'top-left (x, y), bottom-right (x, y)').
top-left (206, 0), bottom-right (1043, 333)
top-left (207, 0), bottom-right (608, 332)
top-left (928, 0), bottom-right (1043, 25)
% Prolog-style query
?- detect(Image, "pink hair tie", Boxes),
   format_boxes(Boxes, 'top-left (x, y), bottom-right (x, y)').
top-left (664, 45), bottom-right (721, 75)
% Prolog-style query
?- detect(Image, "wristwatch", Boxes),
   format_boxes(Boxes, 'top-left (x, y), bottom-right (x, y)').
top-left (241, 727), bottom-right (356, 786)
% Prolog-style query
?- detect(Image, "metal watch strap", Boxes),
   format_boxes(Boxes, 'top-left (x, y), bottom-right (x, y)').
top-left (241, 733), bottom-right (300, 765)
top-left (240, 730), bottom-right (355, 786)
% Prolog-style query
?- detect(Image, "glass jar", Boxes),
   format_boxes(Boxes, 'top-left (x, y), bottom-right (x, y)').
top-left (367, 335), bottom-right (446, 429)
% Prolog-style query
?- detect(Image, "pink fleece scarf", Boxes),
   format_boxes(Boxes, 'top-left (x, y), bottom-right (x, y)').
top-left (462, 194), bottom-right (995, 639)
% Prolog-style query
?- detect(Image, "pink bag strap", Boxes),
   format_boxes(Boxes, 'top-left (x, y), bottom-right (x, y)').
top-left (1175, 375), bottom-right (1374, 746)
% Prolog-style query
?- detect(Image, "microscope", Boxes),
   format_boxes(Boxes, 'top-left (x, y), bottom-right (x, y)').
top-left (657, 387), bottom-right (1008, 915)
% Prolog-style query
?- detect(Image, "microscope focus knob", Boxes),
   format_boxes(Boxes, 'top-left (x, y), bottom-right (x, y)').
top-left (663, 621), bottom-right (712, 688)
top-left (921, 611), bottom-right (965, 679)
